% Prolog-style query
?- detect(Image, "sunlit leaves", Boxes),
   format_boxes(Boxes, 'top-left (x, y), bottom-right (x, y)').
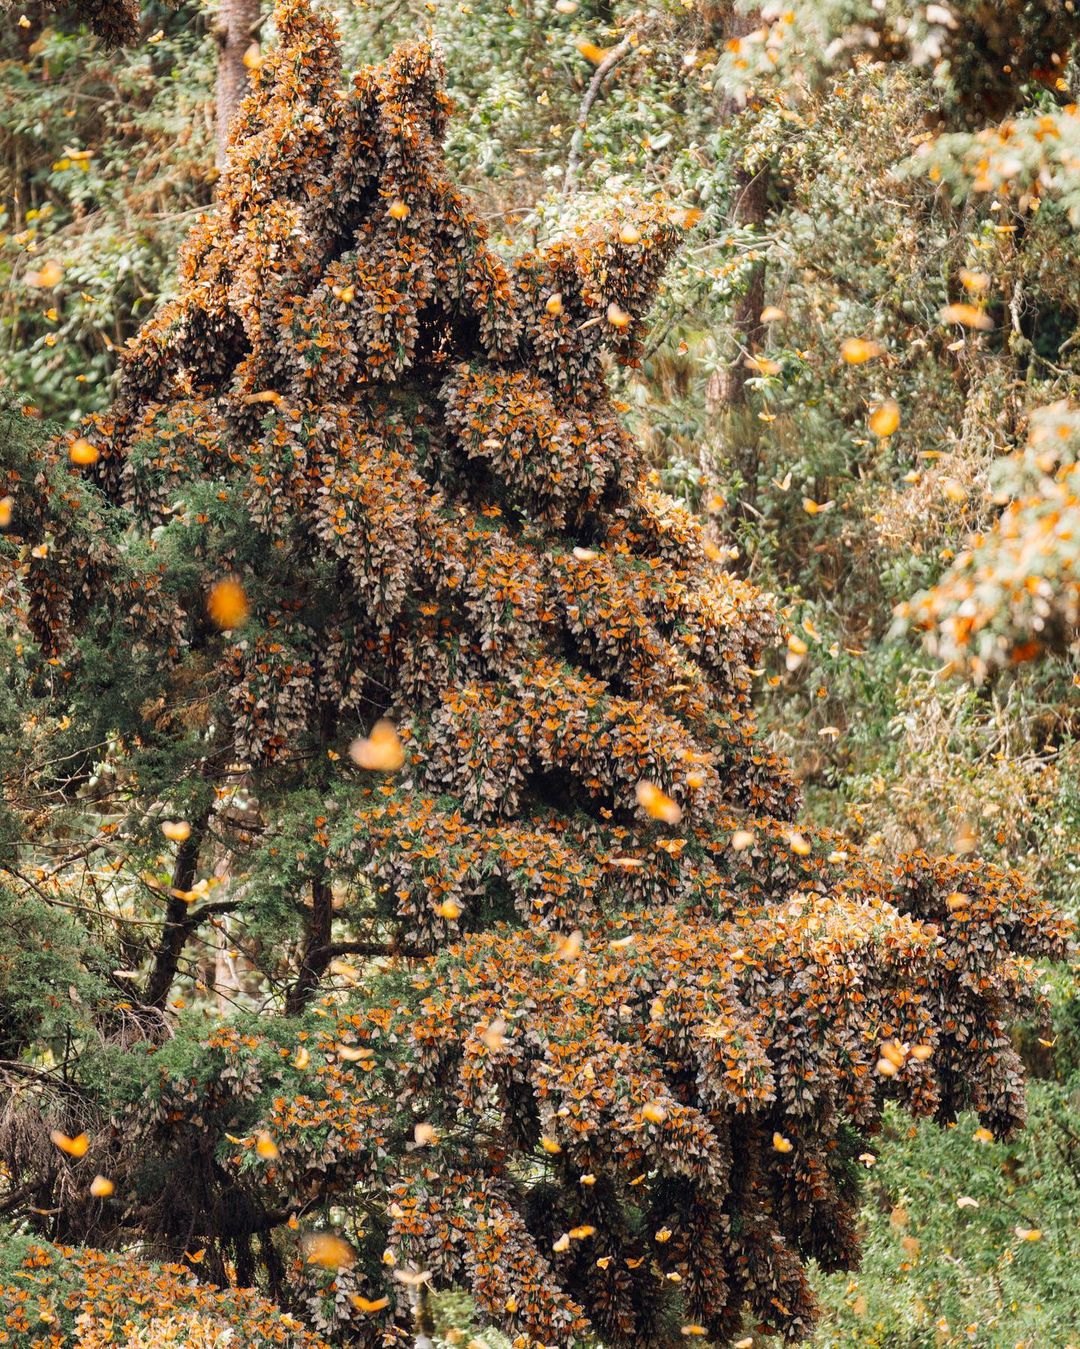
top-left (0, 1243), bottom-right (328, 1348)
top-left (903, 402), bottom-right (1080, 671)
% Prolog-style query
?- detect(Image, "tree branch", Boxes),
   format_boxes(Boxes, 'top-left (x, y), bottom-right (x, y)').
top-left (144, 810), bottom-right (211, 1008)
top-left (326, 939), bottom-right (427, 960)
top-left (562, 36), bottom-right (634, 197)
top-left (0, 1182), bottom-right (38, 1218)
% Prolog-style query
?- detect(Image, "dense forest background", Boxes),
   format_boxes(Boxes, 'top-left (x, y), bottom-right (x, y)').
top-left (2, 1), bottom-right (1080, 1345)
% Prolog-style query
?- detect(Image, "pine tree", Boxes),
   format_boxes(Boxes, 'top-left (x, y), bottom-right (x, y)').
top-left (1, 3), bottom-right (1070, 1346)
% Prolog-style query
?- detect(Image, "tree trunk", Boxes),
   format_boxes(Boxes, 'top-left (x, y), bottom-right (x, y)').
top-left (215, 0), bottom-right (262, 172)
top-left (413, 1282), bottom-right (435, 1348)
top-left (704, 5), bottom-right (770, 510)
top-left (284, 874), bottom-right (334, 1015)
top-left (145, 811), bottom-right (210, 1008)
top-left (711, 166), bottom-right (768, 411)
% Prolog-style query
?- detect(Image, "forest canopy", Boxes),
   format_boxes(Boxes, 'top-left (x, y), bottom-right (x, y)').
top-left (1, 2), bottom-right (1079, 1347)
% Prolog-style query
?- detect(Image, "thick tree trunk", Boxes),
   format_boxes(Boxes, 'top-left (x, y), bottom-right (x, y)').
top-left (215, 0), bottom-right (262, 171)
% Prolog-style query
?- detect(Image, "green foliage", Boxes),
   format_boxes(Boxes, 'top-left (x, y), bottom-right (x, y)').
top-left (812, 1085), bottom-right (1080, 1348)
top-left (0, 4), bottom-right (213, 420)
top-left (0, 884), bottom-right (110, 1058)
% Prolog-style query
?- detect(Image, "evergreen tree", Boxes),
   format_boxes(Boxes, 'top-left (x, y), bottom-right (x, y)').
top-left (0, 3), bottom-right (1070, 1346)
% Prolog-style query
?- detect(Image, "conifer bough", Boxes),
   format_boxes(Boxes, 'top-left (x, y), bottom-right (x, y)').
top-left (3, 2), bottom-right (1070, 1346)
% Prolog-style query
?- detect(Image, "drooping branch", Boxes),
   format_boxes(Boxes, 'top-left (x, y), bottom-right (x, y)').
top-left (9, 8), bottom-right (1070, 1345)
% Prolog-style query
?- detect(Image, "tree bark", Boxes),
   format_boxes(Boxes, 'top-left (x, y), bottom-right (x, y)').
top-left (215, 0), bottom-right (262, 172)
top-left (710, 166), bottom-right (768, 410)
top-left (284, 874), bottom-right (334, 1015)
top-left (703, 5), bottom-right (770, 509)
top-left (145, 811), bottom-right (210, 1008)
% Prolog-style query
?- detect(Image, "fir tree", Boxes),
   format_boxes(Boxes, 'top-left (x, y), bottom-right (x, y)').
top-left (0, 3), bottom-right (1070, 1346)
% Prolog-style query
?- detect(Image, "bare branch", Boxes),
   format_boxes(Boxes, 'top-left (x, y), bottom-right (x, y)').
top-left (562, 37), bottom-right (634, 197)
